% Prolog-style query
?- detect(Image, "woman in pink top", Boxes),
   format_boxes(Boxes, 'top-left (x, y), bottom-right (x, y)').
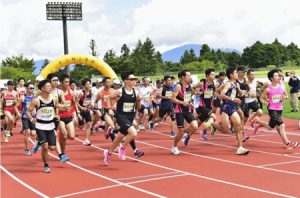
top-left (259, 69), bottom-right (298, 150)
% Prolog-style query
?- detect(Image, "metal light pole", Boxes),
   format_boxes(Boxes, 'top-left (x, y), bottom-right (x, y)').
top-left (46, 2), bottom-right (82, 75)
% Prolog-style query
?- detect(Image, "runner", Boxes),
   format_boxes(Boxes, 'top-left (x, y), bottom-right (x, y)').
top-left (137, 77), bottom-right (154, 130)
top-left (90, 78), bottom-right (103, 134)
top-left (103, 72), bottom-right (143, 165)
top-left (149, 79), bottom-right (163, 129)
top-left (214, 67), bottom-right (249, 155)
top-left (26, 80), bottom-right (58, 173)
top-left (256, 69), bottom-right (299, 150)
top-left (171, 70), bottom-right (198, 155)
top-left (19, 82), bottom-right (37, 156)
top-left (243, 69), bottom-right (263, 127)
top-left (59, 74), bottom-right (77, 156)
top-left (78, 78), bottom-right (93, 145)
top-left (152, 75), bottom-right (176, 137)
top-left (213, 72), bottom-right (226, 114)
top-left (2, 80), bottom-right (19, 143)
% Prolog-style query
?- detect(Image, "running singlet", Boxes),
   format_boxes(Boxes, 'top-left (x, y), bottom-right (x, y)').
top-left (200, 81), bottom-right (214, 109)
top-left (153, 87), bottom-right (163, 104)
top-left (139, 86), bottom-right (153, 108)
top-left (35, 96), bottom-right (55, 130)
top-left (175, 83), bottom-right (192, 113)
top-left (116, 87), bottom-right (136, 114)
top-left (79, 90), bottom-right (92, 108)
top-left (22, 95), bottom-right (34, 119)
top-left (3, 90), bottom-right (17, 114)
top-left (268, 85), bottom-right (284, 111)
top-left (161, 85), bottom-right (173, 109)
top-left (101, 88), bottom-right (112, 109)
top-left (237, 78), bottom-right (247, 101)
top-left (59, 88), bottom-right (75, 119)
top-left (245, 81), bottom-right (256, 103)
top-left (223, 82), bottom-right (237, 106)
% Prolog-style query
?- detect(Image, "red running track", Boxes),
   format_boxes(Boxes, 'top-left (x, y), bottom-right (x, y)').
top-left (1, 115), bottom-right (300, 198)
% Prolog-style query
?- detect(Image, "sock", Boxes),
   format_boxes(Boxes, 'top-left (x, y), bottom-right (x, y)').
top-left (130, 139), bottom-right (136, 150)
top-left (44, 163), bottom-right (49, 167)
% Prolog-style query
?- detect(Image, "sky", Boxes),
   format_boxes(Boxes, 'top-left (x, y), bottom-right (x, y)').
top-left (1, 0), bottom-right (300, 61)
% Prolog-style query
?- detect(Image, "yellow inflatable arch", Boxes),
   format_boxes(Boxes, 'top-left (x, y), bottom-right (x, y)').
top-left (39, 54), bottom-right (117, 80)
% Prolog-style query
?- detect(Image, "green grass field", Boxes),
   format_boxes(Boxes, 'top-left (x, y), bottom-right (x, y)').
top-left (140, 69), bottom-right (300, 120)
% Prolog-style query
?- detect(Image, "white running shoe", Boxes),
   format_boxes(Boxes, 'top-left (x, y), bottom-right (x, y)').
top-left (171, 146), bottom-right (180, 155)
top-left (236, 147), bottom-right (250, 155)
top-left (83, 139), bottom-right (91, 146)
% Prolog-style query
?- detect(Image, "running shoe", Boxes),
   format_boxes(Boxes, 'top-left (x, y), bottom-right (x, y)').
top-left (10, 131), bottom-right (13, 136)
top-left (44, 166), bottom-right (51, 173)
top-left (83, 139), bottom-right (91, 146)
top-left (286, 142), bottom-right (299, 150)
top-left (171, 146), bottom-right (180, 155)
top-left (104, 149), bottom-right (111, 166)
top-left (4, 136), bottom-right (8, 143)
top-left (139, 125), bottom-right (145, 130)
top-left (183, 133), bottom-right (190, 146)
top-left (229, 127), bottom-right (235, 133)
top-left (118, 146), bottom-right (126, 160)
top-left (250, 117), bottom-right (258, 128)
top-left (242, 133), bottom-right (249, 142)
top-left (105, 126), bottom-right (114, 140)
top-left (33, 142), bottom-right (40, 154)
top-left (134, 149), bottom-right (145, 158)
top-left (5, 130), bottom-right (11, 137)
top-left (60, 154), bottom-right (69, 163)
top-left (25, 149), bottom-right (31, 156)
top-left (236, 147), bottom-right (250, 155)
top-left (202, 129), bottom-right (208, 141)
top-left (170, 131), bottom-right (176, 138)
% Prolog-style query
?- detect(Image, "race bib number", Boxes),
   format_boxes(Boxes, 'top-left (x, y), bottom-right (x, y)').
top-left (204, 89), bottom-right (213, 99)
top-left (83, 99), bottom-right (91, 107)
top-left (123, 103), bottom-right (134, 112)
top-left (40, 107), bottom-right (54, 120)
top-left (165, 91), bottom-right (172, 97)
top-left (104, 95), bottom-right (109, 103)
top-left (143, 95), bottom-right (150, 103)
top-left (230, 89), bottom-right (236, 99)
top-left (184, 93), bottom-right (191, 103)
top-left (272, 95), bottom-right (282, 104)
top-left (26, 102), bottom-right (31, 109)
top-left (5, 100), bottom-right (14, 106)
top-left (65, 101), bottom-right (71, 107)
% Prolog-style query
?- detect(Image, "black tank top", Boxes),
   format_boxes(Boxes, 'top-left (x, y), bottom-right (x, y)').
top-left (175, 82), bottom-right (192, 112)
top-left (237, 78), bottom-right (247, 101)
top-left (117, 87), bottom-right (136, 115)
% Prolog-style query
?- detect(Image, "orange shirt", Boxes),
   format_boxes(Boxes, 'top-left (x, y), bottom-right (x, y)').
top-left (101, 88), bottom-right (112, 109)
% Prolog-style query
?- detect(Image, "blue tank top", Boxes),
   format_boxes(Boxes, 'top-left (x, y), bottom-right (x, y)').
top-left (223, 82), bottom-right (237, 105)
top-left (22, 95), bottom-right (34, 119)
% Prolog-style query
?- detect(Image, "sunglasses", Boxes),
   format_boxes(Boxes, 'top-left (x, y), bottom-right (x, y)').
top-left (28, 87), bottom-right (35, 90)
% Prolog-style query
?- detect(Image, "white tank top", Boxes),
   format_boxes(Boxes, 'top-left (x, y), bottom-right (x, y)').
top-left (35, 96), bottom-right (55, 130)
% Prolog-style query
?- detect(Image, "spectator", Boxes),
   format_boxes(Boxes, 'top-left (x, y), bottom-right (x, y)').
top-left (288, 71), bottom-right (300, 112)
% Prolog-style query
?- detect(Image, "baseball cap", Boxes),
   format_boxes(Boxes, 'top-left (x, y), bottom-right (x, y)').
top-left (113, 79), bottom-right (121, 84)
top-left (7, 80), bottom-right (15, 86)
top-left (36, 75), bottom-right (44, 81)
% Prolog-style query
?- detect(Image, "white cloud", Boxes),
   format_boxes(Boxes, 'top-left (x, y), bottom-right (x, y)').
top-left (1, 0), bottom-right (300, 62)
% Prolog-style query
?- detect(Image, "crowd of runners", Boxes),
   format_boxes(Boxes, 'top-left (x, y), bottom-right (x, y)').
top-left (1, 67), bottom-right (299, 173)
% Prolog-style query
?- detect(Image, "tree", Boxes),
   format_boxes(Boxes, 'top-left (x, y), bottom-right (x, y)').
top-left (0, 66), bottom-right (35, 82)
top-left (200, 44), bottom-right (211, 57)
top-left (103, 49), bottom-right (120, 72)
top-left (180, 49), bottom-right (197, 64)
top-left (1, 55), bottom-right (35, 73)
top-left (89, 39), bottom-right (99, 57)
top-left (120, 44), bottom-right (130, 58)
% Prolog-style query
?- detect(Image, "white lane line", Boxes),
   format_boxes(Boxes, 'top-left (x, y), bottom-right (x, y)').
top-left (0, 165), bottom-right (49, 198)
top-left (140, 130), bottom-right (300, 176)
top-left (116, 171), bottom-right (179, 181)
top-left (29, 139), bottom-right (166, 198)
top-left (150, 129), bottom-right (300, 159)
top-left (74, 138), bottom-right (296, 198)
top-left (54, 173), bottom-right (188, 198)
top-left (260, 160), bottom-right (300, 167)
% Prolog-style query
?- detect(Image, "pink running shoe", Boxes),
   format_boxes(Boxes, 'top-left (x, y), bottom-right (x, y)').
top-left (286, 142), bottom-right (299, 150)
top-left (118, 146), bottom-right (126, 160)
top-left (103, 149), bottom-right (111, 166)
top-left (93, 121), bottom-right (102, 131)
top-left (105, 126), bottom-right (114, 140)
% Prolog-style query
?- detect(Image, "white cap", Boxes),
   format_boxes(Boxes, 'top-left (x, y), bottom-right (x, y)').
top-left (97, 78), bottom-right (103, 83)
top-left (113, 79), bottom-right (121, 84)
top-left (36, 75), bottom-right (44, 81)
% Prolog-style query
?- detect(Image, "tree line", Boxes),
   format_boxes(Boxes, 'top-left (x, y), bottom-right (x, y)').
top-left (1, 38), bottom-right (300, 82)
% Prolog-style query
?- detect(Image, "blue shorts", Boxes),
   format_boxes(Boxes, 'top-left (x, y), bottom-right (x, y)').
top-left (221, 103), bottom-right (237, 117)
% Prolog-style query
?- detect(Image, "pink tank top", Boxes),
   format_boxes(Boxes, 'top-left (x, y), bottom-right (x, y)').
top-left (268, 85), bottom-right (284, 110)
